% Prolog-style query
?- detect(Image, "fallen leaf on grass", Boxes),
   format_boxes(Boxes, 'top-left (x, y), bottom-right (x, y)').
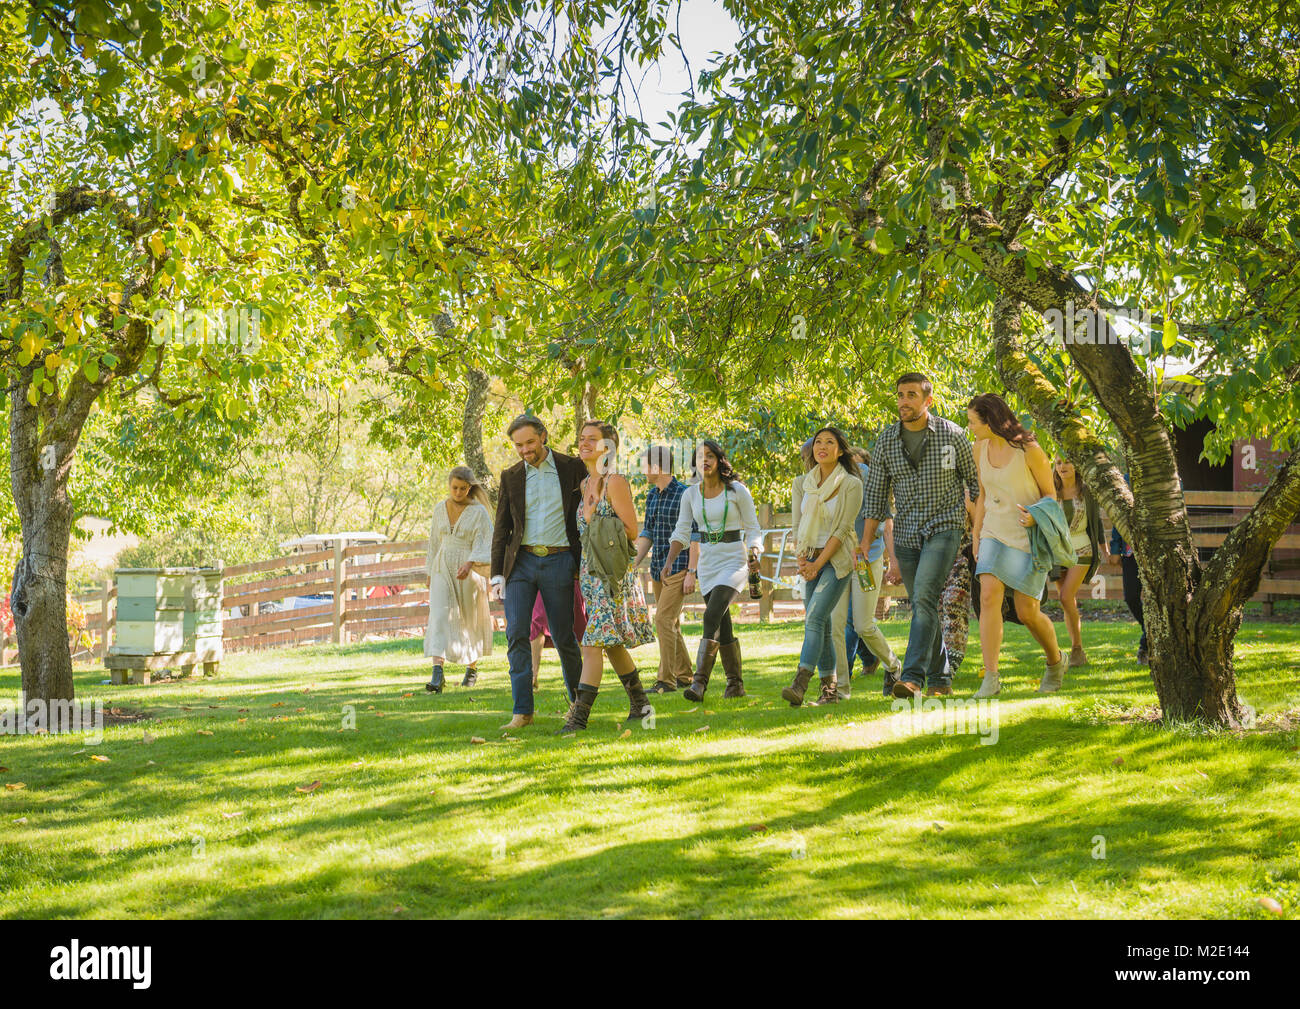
top-left (1258, 896), bottom-right (1283, 915)
top-left (73, 749), bottom-right (86, 756)
top-left (1196, 769), bottom-right (1209, 779)
top-left (349, 760), bottom-right (364, 768)
top-left (619, 729), bottom-right (632, 739)
top-left (5, 783), bottom-right (25, 790)
top-left (145, 760), bottom-right (156, 766)
top-left (237, 718), bottom-right (247, 724)
top-left (683, 707), bottom-right (699, 714)
top-left (0, 767), bottom-right (7, 773)
top-left (238, 708), bottom-right (249, 713)
top-left (197, 730), bottom-right (214, 736)
top-left (749, 824), bottom-right (768, 833)
top-left (181, 706), bottom-right (193, 711)
top-left (703, 710), bottom-right (715, 715)
top-left (295, 780), bottom-right (321, 793)
top-left (1112, 757), bottom-right (1124, 766)
top-left (470, 736), bottom-right (486, 744)
top-left (13, 817), bottom-right (27, 823)
top-left (401, 693), bottom-right (413, 699)
top-left (694, 725), bottom-right (710, 733)
top-left (271, 702), bottom-right (284, 708)
top-left (221, 811), bottom-right (244, 819)
top-left (90, 754), bottom-right (110, 763)
top-left (375, 712), bottom-right (386, 718)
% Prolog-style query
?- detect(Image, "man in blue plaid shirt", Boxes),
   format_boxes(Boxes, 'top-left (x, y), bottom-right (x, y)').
top-left (862, 373), bottom-right (980, 698)
top-left (634, 445), bottom-right (699, 692)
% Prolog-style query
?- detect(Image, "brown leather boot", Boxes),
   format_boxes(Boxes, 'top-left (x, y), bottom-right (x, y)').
top-left (557, 685), bottom-right (598, 734)
top-left (808, 674), bottom-right (839, 705)
top-left (781, 666), bottom-right (816, 707)
top-left (683, 639), bottom-right (720, 702)
top-left (618, 668), bottom-right (651, 722)
top-left (719, 639), bottom-right (745, 697)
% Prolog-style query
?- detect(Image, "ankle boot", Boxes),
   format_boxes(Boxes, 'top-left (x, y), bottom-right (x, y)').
top-left (782, 666), bottom-right (816, 706)
top-left (808, 674), bottom-right (839, 705)
top-left (719, 639), bottom-right (745, 697)
top-left (1038, 651), bottom-right (1068, 693)
top-left (618, 668), bottom-right (651, 722)
top-left (683, 639), bottom-right (720, 702)
top-left (461, 666), bottom-right (478, 688)
top-left (558, 685), bottom-right (598, 733)
top-left (426, 664), bottom-right (444, 693)
top-left (972, 669), bottom-right (1000, 698)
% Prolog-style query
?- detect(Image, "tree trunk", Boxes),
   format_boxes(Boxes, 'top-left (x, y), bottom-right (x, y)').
top-left (462, 365), bottom-right (497, 502)
top-left (1138, 544), bottom-right (1245, 725)
top-left (8, 408), bottom-right (77, 732)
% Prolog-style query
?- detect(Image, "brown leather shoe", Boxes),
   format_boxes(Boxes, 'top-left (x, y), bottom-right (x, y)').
top-left (924, 685), bottom-right (953, 697)
top-left (500, 713), bottom-right (534, 730)
top-left (892, 679), bottom-right (922, 699)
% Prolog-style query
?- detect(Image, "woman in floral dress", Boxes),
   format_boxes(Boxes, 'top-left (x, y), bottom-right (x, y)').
top-left (558, 420), bottom-right (656, 733)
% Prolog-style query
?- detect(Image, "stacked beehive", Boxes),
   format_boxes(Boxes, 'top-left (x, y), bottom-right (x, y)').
top-left (106, 567), bottom-right (223, 684)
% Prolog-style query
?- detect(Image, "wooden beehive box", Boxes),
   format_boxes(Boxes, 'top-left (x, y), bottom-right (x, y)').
top-left (110, 567), bottom-right (224, 657)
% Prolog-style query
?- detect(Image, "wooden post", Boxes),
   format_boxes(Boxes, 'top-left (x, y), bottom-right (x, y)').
top-left (101, 578), bottom-right (113, 656)
top-left (332, 541), bottom-right (346, 645)
top-left (758, 503), bottom-right (774, 624)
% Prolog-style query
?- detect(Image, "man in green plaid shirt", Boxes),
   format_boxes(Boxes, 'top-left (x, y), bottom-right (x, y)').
top-left (862, 373), bottom-right (980, 698)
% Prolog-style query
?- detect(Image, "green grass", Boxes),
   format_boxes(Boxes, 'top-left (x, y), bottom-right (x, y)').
top-left (2, 618), bottom-right (1299, 919)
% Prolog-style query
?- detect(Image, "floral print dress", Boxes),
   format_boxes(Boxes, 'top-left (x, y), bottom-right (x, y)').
top-left (577, 481), bottom-right (655, 649)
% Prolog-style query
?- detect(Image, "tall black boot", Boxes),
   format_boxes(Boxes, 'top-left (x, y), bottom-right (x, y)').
top-left (618, 668), bottom-right (651, 722)
top-left (558, 685), bottom-right (598, 734)
top-left (426, 663), bottom-right (444, 694)
top-left (683, 639), bottom-right (720, 702)
top-left (719, 639), bottom-right (745, 697)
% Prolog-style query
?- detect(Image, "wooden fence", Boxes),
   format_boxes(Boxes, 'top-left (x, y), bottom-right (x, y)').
top-left (65, 490), bottom-right (1300, 659)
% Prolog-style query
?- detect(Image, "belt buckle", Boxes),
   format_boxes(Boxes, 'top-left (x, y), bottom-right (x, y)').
top-left (534, 545), bottom-right (550, 556)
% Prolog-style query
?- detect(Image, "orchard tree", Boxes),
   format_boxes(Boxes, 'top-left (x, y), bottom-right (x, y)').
top-left (0, 0), bottom-right (559, 723)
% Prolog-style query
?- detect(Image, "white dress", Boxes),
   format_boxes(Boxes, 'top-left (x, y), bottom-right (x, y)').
top-left (670, 481), bottom-right (762, 594)
top-left (424, 501), bottom-right (494, 663)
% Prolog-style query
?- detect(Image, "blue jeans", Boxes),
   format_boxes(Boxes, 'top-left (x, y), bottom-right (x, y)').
top-left (894, 529), bottom-right (961, 688)
top-left (799, 564), bottom-right (850, 675)
top-left (505, 551), bottom-right (582, 715)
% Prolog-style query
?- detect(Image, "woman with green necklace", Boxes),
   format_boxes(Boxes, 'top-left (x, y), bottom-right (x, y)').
top-left (662, 439), bottom-right (762, 701)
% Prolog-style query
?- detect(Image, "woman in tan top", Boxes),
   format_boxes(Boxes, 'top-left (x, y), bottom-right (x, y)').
top-left (781, 427), bottom-right (863, 707)
top-left (967, 394), bottom-right (1067, 697)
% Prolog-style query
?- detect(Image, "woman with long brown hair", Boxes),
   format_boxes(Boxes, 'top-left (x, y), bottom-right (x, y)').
top-left (424, 466), bottom-right (494, 693)
top-left (662, 438), bottom-right (762, 701)
top-left (781, 426), bottom-right (864, 706)
top-left (966, 394), bottom-right (1069, 696)
top-left (557, 420), bottom-right (656, 733)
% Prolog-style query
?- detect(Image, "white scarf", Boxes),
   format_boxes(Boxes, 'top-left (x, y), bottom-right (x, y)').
top-left (795, 465), bottom-right (847, 556)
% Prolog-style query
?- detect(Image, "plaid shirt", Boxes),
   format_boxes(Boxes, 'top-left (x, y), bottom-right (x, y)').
top-left (638, 477), bottom-right (696, 580)
top-left (863, 413), bottom-right (979, 551)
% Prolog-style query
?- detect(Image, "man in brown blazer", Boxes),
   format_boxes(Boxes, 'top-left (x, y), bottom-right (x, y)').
top-left (490, 414), bottom-right (586, 729)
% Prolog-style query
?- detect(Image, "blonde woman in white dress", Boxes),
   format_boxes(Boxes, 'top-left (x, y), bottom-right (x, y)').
top-left (425, 466), bottom-right (494, 693)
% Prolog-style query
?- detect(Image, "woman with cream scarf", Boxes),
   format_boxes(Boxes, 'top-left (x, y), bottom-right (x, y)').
top-left (781, 427), bottom-right (864, 707)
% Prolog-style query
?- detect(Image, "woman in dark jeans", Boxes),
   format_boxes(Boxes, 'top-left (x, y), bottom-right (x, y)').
top-left (1110, 525), bottom-right (1149, 664)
